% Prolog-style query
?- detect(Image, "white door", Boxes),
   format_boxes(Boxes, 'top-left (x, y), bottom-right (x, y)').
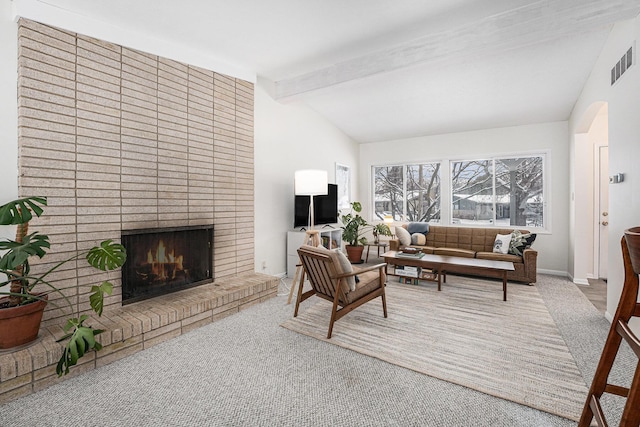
top-left (597, 144), bottom-right (609, 280)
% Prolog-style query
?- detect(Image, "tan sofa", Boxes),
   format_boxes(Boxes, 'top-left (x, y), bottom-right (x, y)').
top-left (389, 224), bottom-right (537, 284)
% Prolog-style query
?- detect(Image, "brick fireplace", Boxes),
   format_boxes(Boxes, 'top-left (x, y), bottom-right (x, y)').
top-left (121, 225), bottom-right (214, 304)
top-left (0, 19), bottom-right (278, 403)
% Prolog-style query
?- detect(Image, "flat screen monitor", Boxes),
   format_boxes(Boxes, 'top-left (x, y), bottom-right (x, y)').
top-left (294, 183), bottom-right (338, 228)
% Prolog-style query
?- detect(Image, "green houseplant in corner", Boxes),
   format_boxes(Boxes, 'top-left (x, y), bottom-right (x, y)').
top-left (0, 196), bottom-right (127, 376)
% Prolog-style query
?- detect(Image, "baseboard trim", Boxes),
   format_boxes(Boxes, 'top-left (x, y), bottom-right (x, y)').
top-left (539, 268), bottom-right (569, 277)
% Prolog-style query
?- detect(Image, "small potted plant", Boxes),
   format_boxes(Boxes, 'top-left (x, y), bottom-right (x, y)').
top-left (372, 223), bottom-right (392, 244)
top-left (0, 196), bottom-right (127, 376)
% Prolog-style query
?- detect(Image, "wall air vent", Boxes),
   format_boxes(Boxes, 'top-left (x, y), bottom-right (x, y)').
top-left (611, 46), bottom-right (633, 86)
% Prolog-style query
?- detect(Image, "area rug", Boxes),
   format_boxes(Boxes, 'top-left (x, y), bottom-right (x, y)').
top-left (281, 277), bottom-right (589, 421)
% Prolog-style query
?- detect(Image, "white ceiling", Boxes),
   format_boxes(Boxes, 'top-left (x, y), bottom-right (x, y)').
top-left (29, 0), bottom-right (640, 142)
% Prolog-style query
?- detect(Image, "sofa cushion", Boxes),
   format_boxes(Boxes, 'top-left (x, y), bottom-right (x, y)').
top-left (395, 225), bottom-right (412, 246)
top-left (411, 233), bottom-right (427, 245)
top-left (493, 233), bottom-right (511, 254)
top-left (434, 247), bottom-right (475, 258)
top-left (476, 251), bottom-right (523, 263)
top-left (344, 268), bottom-right (384, 304)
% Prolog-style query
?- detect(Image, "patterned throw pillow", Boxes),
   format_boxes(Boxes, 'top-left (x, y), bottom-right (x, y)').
top-left (509, 230), bottom-right (537, 256)
top-left (493, 233), bottom-right (511, 254)
top-left (395, 226), bottom-right (412, 246)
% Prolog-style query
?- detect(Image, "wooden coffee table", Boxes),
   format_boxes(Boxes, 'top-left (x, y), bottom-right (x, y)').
top-left (382, 251), bottom-right (515, 301)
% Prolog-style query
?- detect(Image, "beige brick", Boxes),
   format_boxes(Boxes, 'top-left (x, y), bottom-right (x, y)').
top-left (0, 382), bottom-right (32, 404)
top-left (143, 322), bottom-right (182, 348)
top-left (96, 339), bottom-right (144, 369)
top-left (20, 19), bottom-right (75, 46)
top-left (33, 358), bottom-right (95, 393)
top-left (77, 46), bottom-right (121, 71)
top-left (77, 36), bottom-right (121, 59)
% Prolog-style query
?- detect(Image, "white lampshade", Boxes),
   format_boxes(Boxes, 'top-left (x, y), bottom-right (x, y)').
top-left (294, 170), bottom-right (328, 196)
top-left (383, 215), bottom-right (393, 224)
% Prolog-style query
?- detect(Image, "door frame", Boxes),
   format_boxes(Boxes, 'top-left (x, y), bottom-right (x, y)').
top-left (593, 142), bottom-right (608, 279)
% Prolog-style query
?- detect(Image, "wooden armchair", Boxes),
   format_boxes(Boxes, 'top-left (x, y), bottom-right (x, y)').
top-left (294, 245), bottom-right (388, 338)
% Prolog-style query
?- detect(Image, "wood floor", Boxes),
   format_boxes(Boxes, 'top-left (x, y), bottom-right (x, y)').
top-left (579, 279), bottom-right (607, 313)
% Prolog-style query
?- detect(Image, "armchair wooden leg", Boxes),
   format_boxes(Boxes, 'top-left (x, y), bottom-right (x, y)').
top-left (327, 291), bottom-right (342, 339)
top-left (379, 267), bottom-right (388, 318)
top-left (287, 264), bottom-right (301, 304)
top-left (293, 270), bottom-right (306, 317)
top-left (381, 291), bottom-right (388, 318)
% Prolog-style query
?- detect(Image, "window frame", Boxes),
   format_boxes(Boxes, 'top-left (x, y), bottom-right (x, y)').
top-left (370, 150), bottom-right (550, 232)
top-left (371, 161), bottom-right (442, 224)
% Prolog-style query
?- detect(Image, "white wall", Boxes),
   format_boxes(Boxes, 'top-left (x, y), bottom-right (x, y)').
top-left (254, 80), bottom-right (359, 276)
top-left (0, 3), bottom-right (18, 241)
top-left (570, 16), bottom-right (640, 319)
top-left (359, 121), bottom-right (571, 274)
top-left (0, 3), bottom-right (17, 200)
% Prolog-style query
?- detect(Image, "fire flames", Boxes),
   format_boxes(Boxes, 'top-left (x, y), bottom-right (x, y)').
top-left (146, 240), bottom-right (184, 280)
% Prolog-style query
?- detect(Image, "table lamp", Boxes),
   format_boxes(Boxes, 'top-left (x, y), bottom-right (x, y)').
top-left (384, 214), bottom-right (394, 236)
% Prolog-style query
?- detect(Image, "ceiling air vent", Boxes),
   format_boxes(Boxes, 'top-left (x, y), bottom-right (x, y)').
top-left (611, 46), bottom-right (633, 86)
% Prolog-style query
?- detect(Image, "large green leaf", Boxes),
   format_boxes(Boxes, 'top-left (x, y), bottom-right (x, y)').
top-left (56, 315), bottom-right (104, 376)
top-left (86, 240), bottom-right (127, 271)
top-left (89, 281), bottom-right (113, 316)
top-left (0, 197), bottom-right (47, 225)
top-left (0, 232), bottom-right (50, 272)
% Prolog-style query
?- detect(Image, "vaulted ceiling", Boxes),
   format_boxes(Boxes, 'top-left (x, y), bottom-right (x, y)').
top-left (23, 0), bottom-right (640, 142)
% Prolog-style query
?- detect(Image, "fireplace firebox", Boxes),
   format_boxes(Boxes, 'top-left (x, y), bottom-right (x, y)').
top-left (121, 225), bottom-right (214, 305)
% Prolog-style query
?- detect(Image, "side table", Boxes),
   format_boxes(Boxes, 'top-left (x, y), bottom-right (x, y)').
top-left (365, 242), bottom-right (389, 262)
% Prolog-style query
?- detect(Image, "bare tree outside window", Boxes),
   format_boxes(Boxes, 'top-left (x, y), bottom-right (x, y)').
top-left (374, 166), bottom-right (404, 220)
top-left (451, 160), bottom-right (493, 224)
top-left (373, 164), bottom-right (441, 222)
top-left (406, 164), bottom-right (440, 222)
top-left (451, 156), bottom-right (544, 227)
top-left (495, 157), bottom-right (544, 227)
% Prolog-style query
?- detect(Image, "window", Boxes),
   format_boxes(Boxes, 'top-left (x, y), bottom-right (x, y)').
top-left (451, 156), bottom-right (544, 227)
top-left (373, 163), bottom-right (441, 222)
top-left (371, 153), bottom-right (546, 229)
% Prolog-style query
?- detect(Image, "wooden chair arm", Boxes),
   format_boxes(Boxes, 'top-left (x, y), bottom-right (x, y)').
top-left (334, 263), bottom-right (387, 279)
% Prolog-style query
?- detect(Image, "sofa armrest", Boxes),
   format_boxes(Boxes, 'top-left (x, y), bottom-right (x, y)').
top-left (389, 239), bottom-right (401, 251)
top-left (522, 248), bottom-right (538, 283)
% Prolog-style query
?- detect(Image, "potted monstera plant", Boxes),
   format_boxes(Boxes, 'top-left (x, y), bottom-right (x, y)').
top-left (0, 196), bottom-right (126, 376)
top-left (340, 202), bottom-right (368, 262)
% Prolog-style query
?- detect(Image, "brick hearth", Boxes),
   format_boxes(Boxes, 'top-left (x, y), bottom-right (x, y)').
top-left (1, 18), bottom-right (270, 404)
top-left (0, 273), bottom-right (278, 403)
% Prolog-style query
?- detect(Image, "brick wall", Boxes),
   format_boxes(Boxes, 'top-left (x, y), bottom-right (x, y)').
top-left (16, 19), bottom-right (255, 325)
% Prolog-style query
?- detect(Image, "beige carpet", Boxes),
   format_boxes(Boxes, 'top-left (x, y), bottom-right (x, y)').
top-left (281, 277), bottom-right (589, 421)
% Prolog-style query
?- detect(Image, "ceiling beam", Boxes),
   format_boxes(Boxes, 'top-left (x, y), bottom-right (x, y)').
top-left (274, 0), bottom-right (640, 100)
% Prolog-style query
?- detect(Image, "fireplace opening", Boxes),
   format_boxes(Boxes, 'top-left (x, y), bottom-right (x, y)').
top-left (121, 225), bottom-right (214, 305)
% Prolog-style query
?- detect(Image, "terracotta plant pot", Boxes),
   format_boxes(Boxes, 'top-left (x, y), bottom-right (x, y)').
top-left (345, 245), bottom-right (364, 264)
top-left (624, 227), bottom-right (640, 275)
top-left (0, 294), bottom-right (48, 349)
